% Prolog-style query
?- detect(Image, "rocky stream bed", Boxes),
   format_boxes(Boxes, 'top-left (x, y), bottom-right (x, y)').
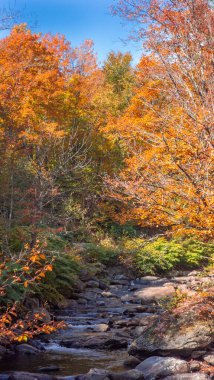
top-left (0, 266), bottom-right (213, 380)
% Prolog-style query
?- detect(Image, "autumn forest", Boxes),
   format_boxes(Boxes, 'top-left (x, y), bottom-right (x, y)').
top-left (0, 0), bottom-right (213, 378)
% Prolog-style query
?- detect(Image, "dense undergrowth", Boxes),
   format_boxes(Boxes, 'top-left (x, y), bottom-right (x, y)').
top-left (0, 226), bottom-right (213, 344)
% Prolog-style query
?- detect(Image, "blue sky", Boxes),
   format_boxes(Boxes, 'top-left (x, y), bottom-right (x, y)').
top-left (0, 0), bottom-right (142, 65)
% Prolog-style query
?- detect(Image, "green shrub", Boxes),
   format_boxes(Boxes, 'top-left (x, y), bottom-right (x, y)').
top-left (109, 223), bottom-right (138, 239)
top-left (132, 237), bottom-right (214, 275)
top-left (83, 243), bottom-right (120, 264)
top-left (36, 253), bottom-right (81, 306)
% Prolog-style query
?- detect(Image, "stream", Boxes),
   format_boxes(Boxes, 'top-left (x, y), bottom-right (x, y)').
top-left (0, 272), bottom-right (160, 376)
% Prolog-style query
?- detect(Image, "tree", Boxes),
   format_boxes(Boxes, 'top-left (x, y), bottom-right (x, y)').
top-left (106, 0), bottom-right (214, 236)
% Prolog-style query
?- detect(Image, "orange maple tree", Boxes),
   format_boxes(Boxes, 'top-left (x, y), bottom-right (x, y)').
top-left (106, 0), bottom-right (214, 236)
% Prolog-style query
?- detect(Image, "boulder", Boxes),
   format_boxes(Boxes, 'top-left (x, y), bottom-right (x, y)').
top-left (123, 356), bottom-right (141, 368)
top-left (110, 369), bottom-right (145, 380)
top-left (38, 365), bottom-right (60, 372)
top-left (191, 351), bottom-right (207, 359)
top-left (6, 372), bottom-right (52, 380)
top-left (101, 291), bottom-right (117, 298)
top-left (57, 299), bottom-right (77, 309)
top-left (79, 368), bottom-right (110, 380)
top-left (129, 314), bottom-right (214, 357)
top-left (163, 374), bottom-right (210, 380)
top-left (134, 286), bottom-right (175, 304)
top-left (15, 344), bottom-right (39, 355)
top-left (203, 354), bottom-right (214, 365)
top-left (86, 280), bottom-right (100, 288)
top-left (62, 335), bottom-right (128, 350)
top-left (136, 357), bottom-right (189, 380)
top-left (94, 323), bottom-right (109, 332)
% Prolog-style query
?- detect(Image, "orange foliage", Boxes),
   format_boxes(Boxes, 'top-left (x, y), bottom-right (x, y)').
top-left (106, 0), bottom-right (214, 236)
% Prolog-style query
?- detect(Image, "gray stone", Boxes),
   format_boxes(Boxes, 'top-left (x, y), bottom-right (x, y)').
top-left (189, 361), bottom-right (201, 372)
top-left (191, 351), bottom-right (207, 359)
top-left (101, 291), bottom-right (117, 298)
top-left (110, 369), bottom-right (145, 380)
top-left (87, 280), bottom-right (100, 288)
top-left (7, 372), bottom-right (52, 380)
top-left (38, 365), bottom-right (59, 372)
top-left (136, 356), bottom-right (189, 380)
top-left (94, 323), bottom-right (109, 332)
top-left (123, 356), bottom-right (141, 368)
top-left (140, 276), bottom-right (159, 283)
top-left (15, 344), bottom-right (39, 355)
top-left (203, 354), bottom-right (214, 365)
top-left (163, 374), bottom-right (210, 380)
top-left (80, 368), bottom-right (110, 380)
top-left (129, 316), bottom-right (214, 357)
top-left (134, 326), bottom-right (148, 337)
top-left (134, 286), bottom-right (175, 303)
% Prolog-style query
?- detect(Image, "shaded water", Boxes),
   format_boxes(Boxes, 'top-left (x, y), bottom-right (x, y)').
top-left (0, 277), bottom-right (148, 377)
top-left (0, 347), bottom-right (127, 376)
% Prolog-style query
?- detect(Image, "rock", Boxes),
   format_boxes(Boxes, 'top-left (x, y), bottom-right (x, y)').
top-left (163, 374), bottom-right (210, 380)
top-left (84, 291), bottom-right (98, 301)
top-left (38, 365), bottom-right (60, 372)
top-left (189, 361), bottom-right (201, 372)
top-left (121, 295), bottom-right (135, 303)
top-left (134, 286), bottom-right (175, 303)
top-left (134, 326), bottom-right (148, 337)
top-left (24, 297), bottom-right (40, 310)
top-left (0, 345), bottom-right (7, 355)
top-left (99, 281), bottom-right (108, 290)
top-left (203, 354), bottom-right (214, 365)
top-left (62, 335), bottom-right (128, 350)
top-left (0, 375), bottom-right (10, 380)
top-left (129, 314), bottom-right (214, 357)
top-left (97, 301), bottom-right (105, 306)
top-left (15, 344), bottom-right (39, 355)
top-left (136, 356), bottom-right (189, 380)
top-left (140, 276), bottom-right (159, 283)
top-left (94, 323), bottom-right (109, 332)
top-left (86, 280), bottom-right (100, 288)
top-left (191, 351), bottom-right (207, 359)
top-left (6, 372), bottom-right (52, 380)
top-left (77, 298), bottom-right (88, 305)
top-left (101, 291), bottom-right (117, 298)
top-left (33, 307), bottom-right (51, 323)
top-left (114, 274), bottom-right (129, 281)
top-left (110, 279), bottom-right (129, 286)
top-left (57, 299), bottom-right (77, 309)
top-left (188, 271), bottom-right (200, 276)
top-left (80, 368), bottom-right (110, 380)
top-left (103, 337), bottom-right (128, 350)
top-left (79, 268), bottom-right (92, 282)
top-left (123, 356), bottom-right (141, 368)
top-left (73, 279), bottom-right (86, 292)
top-left (110, 369), bottom-right (145, 380)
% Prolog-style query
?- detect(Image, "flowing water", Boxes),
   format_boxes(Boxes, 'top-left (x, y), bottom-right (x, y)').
top-left (0, 276), bottom-right (161, 377)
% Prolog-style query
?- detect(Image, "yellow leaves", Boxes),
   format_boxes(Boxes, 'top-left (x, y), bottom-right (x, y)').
top-left (44, 264), bottom-right (53, 272)
top-left (29, 255), bottom-right (39, 263)
top-left (15, 334), bottom-right (28, 343)
top-left (22, 266), bottom-right (30, 271)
